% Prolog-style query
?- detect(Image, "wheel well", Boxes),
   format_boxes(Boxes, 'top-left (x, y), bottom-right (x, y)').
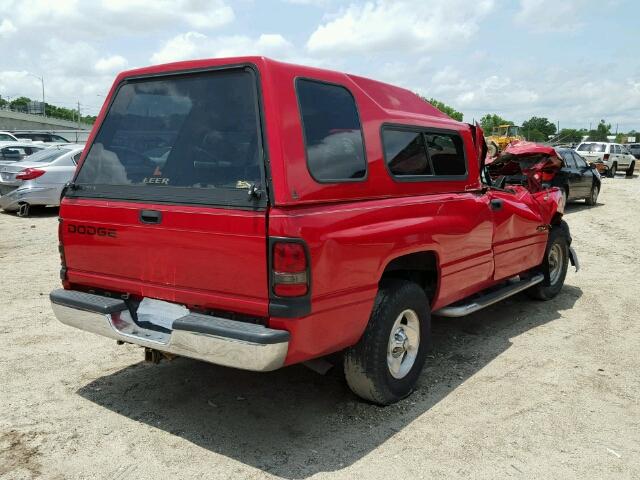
top-left (380, 251), bottom-right (438, 302)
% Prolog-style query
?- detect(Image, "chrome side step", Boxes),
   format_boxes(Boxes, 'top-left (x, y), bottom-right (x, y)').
top-left (434, 273), bottom-right (544, 317)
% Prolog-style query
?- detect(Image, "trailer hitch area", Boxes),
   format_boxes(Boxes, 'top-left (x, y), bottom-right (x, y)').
top-left (144, 347), bottom-right (177, 364)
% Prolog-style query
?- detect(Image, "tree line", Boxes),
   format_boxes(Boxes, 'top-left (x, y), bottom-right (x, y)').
top-left (0, 96), bottom-right (97, 124)
top-left (422, 97), bottom-right (637, 144)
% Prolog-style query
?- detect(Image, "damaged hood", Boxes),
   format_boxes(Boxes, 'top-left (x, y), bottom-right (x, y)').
top-left (488, 141), bottom-right (562, 193)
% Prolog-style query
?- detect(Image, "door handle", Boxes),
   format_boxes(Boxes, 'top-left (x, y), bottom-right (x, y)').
top-left (490, 199), bottom-right (503, 211)
top-left (139, 209), bottom-right (162, 224)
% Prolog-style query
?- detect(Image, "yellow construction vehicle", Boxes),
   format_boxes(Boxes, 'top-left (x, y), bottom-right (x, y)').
top-left (486, 124), bottom-right (524, 156)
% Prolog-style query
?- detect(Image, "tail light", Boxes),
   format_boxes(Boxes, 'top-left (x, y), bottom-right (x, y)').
top-left (16, 168), bottom-right (45, 180)
top-left (58, 218), bottom-right (69, 287)
top-left (603, 153), bottom-right (610, 161)
top-left (541, 171), bottom-right (555, 182)
top-left (271, 240), bottom-right (309, 297)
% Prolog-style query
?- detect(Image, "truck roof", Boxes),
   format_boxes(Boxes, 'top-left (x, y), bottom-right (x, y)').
top-left (113, 56), bottom-right (457, 126)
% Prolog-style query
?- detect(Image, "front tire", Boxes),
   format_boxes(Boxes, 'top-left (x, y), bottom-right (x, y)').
top-left (585, 183), bottom-right (599, 206)
top-left (344, 280), bottom-right (430, 405)
top-left (626, 161), bottom-right (635, 177)
top-left (526, 221), bottom-right (570, 300)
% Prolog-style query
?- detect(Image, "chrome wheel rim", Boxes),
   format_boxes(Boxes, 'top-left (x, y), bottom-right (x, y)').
top-left (548, 243), bottom-right (564, 285)
top-left (387, 309), bottom-right (420, 379)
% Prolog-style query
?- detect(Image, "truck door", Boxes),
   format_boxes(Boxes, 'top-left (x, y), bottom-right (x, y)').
top-left (488, 188), bottom-right (548, 281)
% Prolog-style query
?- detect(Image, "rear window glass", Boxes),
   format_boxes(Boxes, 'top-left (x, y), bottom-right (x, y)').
top-left (73, 68), bottom-right (264, 206)
top-left (0, 146), bottom-right (41, 160)
top-left (383, 129), bottom-right (432, 176)
top-left (296, 79), bottom-right (366, 182)
top-left (25, 147), bottom-right (69, 163)
top-left (577, 143), bottom-right (606, 152)
top-left (561, 151), bottom-right (576, 168)
top-left (425, 132), bottom-right (466, 176)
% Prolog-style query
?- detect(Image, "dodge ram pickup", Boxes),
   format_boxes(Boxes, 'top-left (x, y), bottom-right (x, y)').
top-left (50, 57), bottom-right (578, 405)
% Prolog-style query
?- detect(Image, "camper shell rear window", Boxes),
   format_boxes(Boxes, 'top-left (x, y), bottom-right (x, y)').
top-left (71, 66), bottom-right (266, 208)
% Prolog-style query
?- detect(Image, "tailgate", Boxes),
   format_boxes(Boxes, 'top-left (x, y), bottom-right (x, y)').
top-left (62, 199), bottom-right (269, 316)
top-left (61, 65), bottom-right (270, 317)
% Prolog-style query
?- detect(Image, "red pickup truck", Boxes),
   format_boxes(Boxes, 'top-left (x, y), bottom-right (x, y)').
top-left (50, 57), bottom-right (578, 405)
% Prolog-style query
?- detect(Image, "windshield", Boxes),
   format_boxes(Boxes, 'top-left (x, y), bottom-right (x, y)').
top-left (24, 147), bottom-right (70, 163)
top-left (577, 143), bottom-right (606, 153)
top-left (73, 67), bottom-right (265, 207)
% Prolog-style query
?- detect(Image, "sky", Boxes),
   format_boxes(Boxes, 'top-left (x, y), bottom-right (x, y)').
top-left (1, 0), bottom-right (639, 131)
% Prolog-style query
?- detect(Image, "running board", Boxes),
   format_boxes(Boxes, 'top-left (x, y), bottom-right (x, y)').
top-left (434, 273), bottom-right (544, 317)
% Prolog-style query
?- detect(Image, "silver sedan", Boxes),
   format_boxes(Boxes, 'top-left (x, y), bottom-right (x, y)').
top-left (0, 144), bottom-right (84, 216)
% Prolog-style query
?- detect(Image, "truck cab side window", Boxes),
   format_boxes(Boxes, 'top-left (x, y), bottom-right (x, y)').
top-left (383, 129), bottom-right (432, 177)
top-left (296, 79), bottom-right (367, 182)
top-left (425, 132), bottom-right (467, 176)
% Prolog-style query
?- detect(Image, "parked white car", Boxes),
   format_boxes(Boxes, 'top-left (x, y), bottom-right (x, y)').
top-left (0, 142), bottom-right (46, 161)
top-left (0, 144), bottom-right (83, 216)
top-left (575, 142), bottom-right (636, 177)
top-left (0, 131), bottom-right (19, 143)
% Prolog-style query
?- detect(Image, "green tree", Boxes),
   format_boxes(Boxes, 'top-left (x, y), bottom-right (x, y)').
top-left (557, 128), bottom-right (587, 144)
top-left (587, 120), bottom-right (611, 141)
top-left (480, 113), bottom-right (513, 134)
top-left (522, 116), bottom-right (557, 142)
top-left (9, 96), bottom-right (31, 112)
top-left (3, 95), bottom-right (94, 124)
top-left (422, 97), bottom-right (463, 121)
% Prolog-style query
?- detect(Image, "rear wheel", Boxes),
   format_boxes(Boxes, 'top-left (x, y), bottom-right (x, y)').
top-left (344, 280), bottom-right (430, 405)
top-left (16, 202), bottom-right (30, 217)
top-left (526, 222), bottom-right (570, 300)
top-left (626, 161), bottom-right (635, 177)
top-left (608, 163), bottom-right (617, 178)
top-left (487, 141), bottom-right (499, 157)
top-left (585, 183), bottom-right (599, 206)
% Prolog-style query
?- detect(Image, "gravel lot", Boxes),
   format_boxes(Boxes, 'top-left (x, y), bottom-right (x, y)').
top-left (1, 176), bottom-right (639, 479)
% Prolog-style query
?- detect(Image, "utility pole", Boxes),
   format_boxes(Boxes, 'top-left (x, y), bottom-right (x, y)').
top-left (77, 101), bottom-right (81, 128)
top-left (27, 73), bottom-right (45, 117)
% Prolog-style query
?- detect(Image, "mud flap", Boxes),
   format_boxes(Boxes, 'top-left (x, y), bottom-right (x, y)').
top-left (568, 246), bottom-right (580, 272)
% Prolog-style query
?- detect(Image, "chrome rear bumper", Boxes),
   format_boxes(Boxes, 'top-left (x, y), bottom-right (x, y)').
top-left (50, 289), bottom-right (289, 372)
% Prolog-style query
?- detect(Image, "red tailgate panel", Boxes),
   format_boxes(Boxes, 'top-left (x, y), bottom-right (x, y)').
top-left (61, 198), bottom-right (269, 317)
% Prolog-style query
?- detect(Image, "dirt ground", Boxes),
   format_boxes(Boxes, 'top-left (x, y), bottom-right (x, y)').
top-left (1, 176), bottom-right (639, 480)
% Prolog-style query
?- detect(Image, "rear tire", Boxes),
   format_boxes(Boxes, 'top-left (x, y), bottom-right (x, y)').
top-left (344, 280), bottom-right (430, 405)
top-left (608, 163), bottom-right (617, 178)
top-left (16, 202), bottom-right (30, 217)
top-left (585, 183), bottom-right (599, 206)
top-left (526, 221), bottom-right (570, 300)
top-left (487, 141), bottom-right (499, 157)
top-left (626, 161), bottom-right (635, 177)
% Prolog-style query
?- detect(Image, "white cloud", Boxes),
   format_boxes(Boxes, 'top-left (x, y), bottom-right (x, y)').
top-left (101, 0), bottom-right (234, 30)
top-left (151, 32), bottom-right (295, 64)
top-left (95, 55), bottom-right (128, 73)
top-left (0, 19), bottom-right (17, 37)
top-left (515, 0), bottom-right (588, 32)
top-left (0, 0), bottom-right (235, 37)
top-left (306, 0), bottom-right (494, 55)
